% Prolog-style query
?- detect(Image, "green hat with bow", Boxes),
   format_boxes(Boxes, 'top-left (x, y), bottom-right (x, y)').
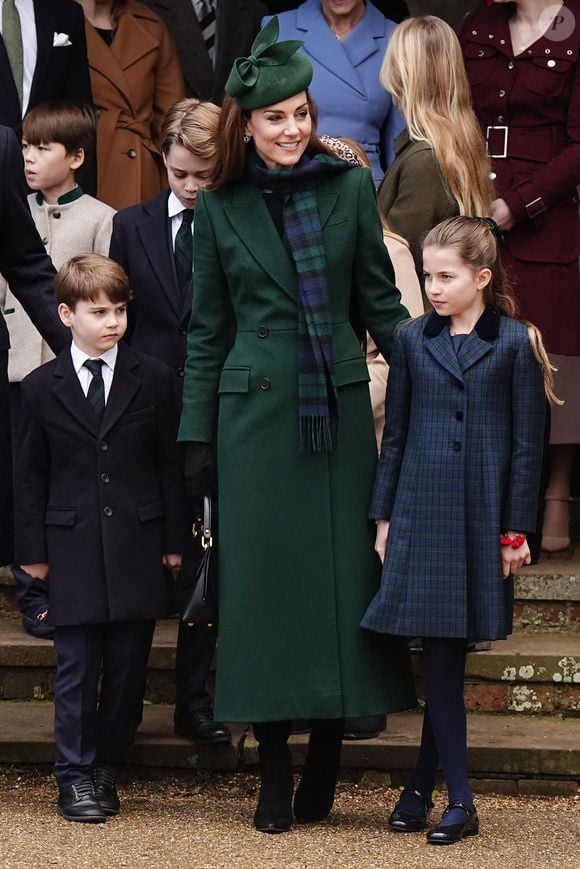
top-left (225, 16), bottom-right (313, 110)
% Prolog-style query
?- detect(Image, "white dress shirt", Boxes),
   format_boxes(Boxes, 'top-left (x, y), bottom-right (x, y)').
top-left (70, 341), bottom-right (118, 404)
top-left (167, 190), bottom-right (195, 252)
top-left (0, 0), bottom-right (37, 116)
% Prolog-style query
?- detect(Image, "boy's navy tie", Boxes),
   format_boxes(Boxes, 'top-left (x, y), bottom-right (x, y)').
top-left (83, 359), bottom-right (105, 419)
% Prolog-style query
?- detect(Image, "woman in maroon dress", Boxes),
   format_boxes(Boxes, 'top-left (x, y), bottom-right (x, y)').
top-left (460, 0), bottom-right (580, 551)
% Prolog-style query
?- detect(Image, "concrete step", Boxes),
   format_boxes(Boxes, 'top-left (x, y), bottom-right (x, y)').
top-left (0, 619), bottom-right (578, 715)
top-left (3, 561), bottom-right (578, 633)
top-left (0, 702), bottom-right (577, 791)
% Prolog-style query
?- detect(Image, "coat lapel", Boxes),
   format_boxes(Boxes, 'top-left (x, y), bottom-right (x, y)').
top-left (423, 307), bottom-right (501, 383)
top-left (458, 306), bottom-right (500, 372)
top-left (137, 192), bottom-right (182, 318)
top-left (28, 0), bottom-right (52, 110)
top-left (52, 351), bottom-right (101, 437)
top-left (223, 184), bottom-right (297, 300)
top-left (100, 343), bottom-right (141, 437)
top-left (147, 0), bottom-right (213, 97)
top-left (424, 327), bottom-right (464, 385)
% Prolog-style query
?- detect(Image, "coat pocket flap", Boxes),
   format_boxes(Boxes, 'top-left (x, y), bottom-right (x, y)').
top-left (333, 356), bottom-right (370, 387)
top-left (45, 507), bottom-right (77, 526)
top-left (137, 500), bottom-right (165, 522)
top-left (218, 367), bottom-right (250, 394)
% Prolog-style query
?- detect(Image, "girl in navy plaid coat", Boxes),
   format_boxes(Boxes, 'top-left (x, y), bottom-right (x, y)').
top-left (362, 216), bottom-right (554, 845)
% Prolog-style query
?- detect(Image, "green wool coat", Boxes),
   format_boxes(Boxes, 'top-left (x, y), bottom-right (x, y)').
top-left (178, 164), bottom-right (416, 722)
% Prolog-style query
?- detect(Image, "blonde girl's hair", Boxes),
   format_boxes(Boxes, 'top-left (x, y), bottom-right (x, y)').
top-left (423, 217), bottom-right (561, 405)
top-left (161, 98), bottom-right (221, 158)
top-left (382, 16), bottom-right (493, 217)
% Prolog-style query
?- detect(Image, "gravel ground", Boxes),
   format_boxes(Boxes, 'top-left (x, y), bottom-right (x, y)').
top-left (0, 770), bottom-right (578, 869)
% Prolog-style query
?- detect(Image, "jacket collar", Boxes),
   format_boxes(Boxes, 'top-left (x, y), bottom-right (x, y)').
top-left (423, 306), bottom-right (501, 384)
top-left (423, 305), bottom-right (501, 340)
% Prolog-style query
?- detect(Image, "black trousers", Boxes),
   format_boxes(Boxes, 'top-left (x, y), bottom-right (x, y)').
top-left (174, 622), bottom-right (217, 716)
top-left (53, 620), bottom-right (155, 788)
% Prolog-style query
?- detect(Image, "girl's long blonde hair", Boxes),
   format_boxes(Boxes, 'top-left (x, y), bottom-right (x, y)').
top-left (423, 217), bottom-right (561, 405)
top-left (382, 16), bottom-right (493, 217)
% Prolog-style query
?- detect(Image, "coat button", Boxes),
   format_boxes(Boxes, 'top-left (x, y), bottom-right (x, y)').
top-left (179, 326), bottom-right (187, 336)
top-left (547, 59), bottom-right (556, 67)
top-left (452, 441), bottom-right (461, 451)
top-left (456, 411), bottom-right (464, 421)
top-left (52, 210), bottom-right (61, 219)
top-left (478, 49), bottom-right (484, 57)
top-left (490, 172), bottom-right (497, 180)
top-left (100, 473), bottom-right (110, 483)
top-left (497, 115), bottom-right (505, 123)
top-left (508, 61), bottom-right (514, 69)
top-left (100, 441), bottom-right (108, 451)
top-left (127, 149), bottom-right (137, 159)
top-left (257, 326), bottom-right (268, 338)
top-left (103, 506), bottom-right (114, 517)
top-left (177, 366), bottom-right (185, 377)
top-left (259, 377), bottom-right (271, 390)
top-left (499, 90), bottom-right (505, 97)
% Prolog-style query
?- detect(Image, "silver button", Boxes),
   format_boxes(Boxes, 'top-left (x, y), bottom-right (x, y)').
top-left (490, 172), bottom-right (497, 180)
top-left (545, 48), bottom-right (551, 54)
top-left (472, 30), bottom-right (477, 35)
top-left (497, 115), bottom-right (505, 123)
top-left (488, 34), bottom-right (493, 39)
top-left (567, 50), bottom-right (573, 56)
top-left (499, 90), bottom-right (506, 97)
top-left (478, 49), bottom-right (484, 57)
top-left (547, 59), bottom-right (556, 68)
top-left (508, 61), bottom-right (514, 69)
top-left (500, 39), bottom-right (505, 45)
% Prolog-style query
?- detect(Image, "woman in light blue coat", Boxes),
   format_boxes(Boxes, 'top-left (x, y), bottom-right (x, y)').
top-left (264, 1), bottom-right (404, 184)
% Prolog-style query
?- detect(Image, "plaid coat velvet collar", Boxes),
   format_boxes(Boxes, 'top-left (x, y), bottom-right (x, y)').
top-left (423, 305), bottom-right (501, 341)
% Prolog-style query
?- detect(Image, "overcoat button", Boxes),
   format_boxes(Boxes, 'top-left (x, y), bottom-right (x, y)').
top-left (478, 49), bottom-right (484, 57)
top-left (127, 149), bottom-right (137, 159)
top-left (177, 366), bottom-right (185, 377)
top-left (100, 441), bottom-right (108, 451)
top-left (257, 326), bottom-right (268, 338)
top-left (500, 39), bottom-right (505, 45)
top-left (259, 377), bottom-right (271, 390)
top-left (103, 506), bottom-right (114, 517)
top-left (490, 172), bottom-right (497, 180)
top-left (472, 30), bottom-right (477, 35)
top-left (497, 115), bottom-right (505, 123)
top-left (456, 411), bottom-right (464, 421)
top-left (499, 90), bottom-right (505, 97)
top-left (452, 441), bottom-right (461, 452)
top-left (100, 473), bottom-right (110, 483)
top-left (544, 48), bottom-right (551, 54)
top-left (547, 59), bottom-right (556, 67)
top-left (508, 61), bottom-right (514, 69)
top-left (567, 50), bottom-right (573, 56)
top-left (52, 211), bottom-right (61, 219)
top-left (42, 237), bottom-right (48, 244)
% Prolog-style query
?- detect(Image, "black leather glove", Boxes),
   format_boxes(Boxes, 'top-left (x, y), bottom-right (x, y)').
top-left (184, 442), bottom-right (217, 501)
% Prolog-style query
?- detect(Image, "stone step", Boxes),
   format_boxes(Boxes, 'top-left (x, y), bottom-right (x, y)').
top-left (0, 702), bottom-right (577, 790)
top-left (3, 562), bottom-right (578, 632)
top-left (0, 619), bottom-right (578, 715)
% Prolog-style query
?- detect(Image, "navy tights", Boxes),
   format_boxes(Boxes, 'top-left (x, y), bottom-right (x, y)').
top-left (400, 637), bottom-right (472, 825)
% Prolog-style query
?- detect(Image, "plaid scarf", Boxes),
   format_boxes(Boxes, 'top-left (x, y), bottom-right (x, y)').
top-left (247, 150), bottom-right (349, 451)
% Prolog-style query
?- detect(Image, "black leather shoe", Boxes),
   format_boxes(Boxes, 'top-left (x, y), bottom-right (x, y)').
top-left (174, 711), bottom-right (231, 744)
top-left (426, 801), bottom-right (479, 845)
top-left (343, 715), bottom-right (386, 740)
top-left (93, 765), bottom-right (120, 815)
top-left (388, 789), bottom-right (433, 832)
top-left (57, 781), bottom-right (107, 823)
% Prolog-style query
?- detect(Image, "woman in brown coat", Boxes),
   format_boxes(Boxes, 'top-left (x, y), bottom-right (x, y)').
top-left (76, 0), bottom-right (184, 210)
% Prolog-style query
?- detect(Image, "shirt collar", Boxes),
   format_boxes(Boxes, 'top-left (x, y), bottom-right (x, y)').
top-left (70, 341), bottom-right (118, 375)
top-left (167, 190), bottom-right (194, 220)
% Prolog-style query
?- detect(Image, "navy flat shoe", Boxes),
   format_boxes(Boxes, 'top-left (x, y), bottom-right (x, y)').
top-left (426, 801), bottom-right (479, 845)
top-left (388, 788), bottom-right (433, 833)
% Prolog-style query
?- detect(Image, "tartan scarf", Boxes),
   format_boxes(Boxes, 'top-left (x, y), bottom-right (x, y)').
top-left (247, 149), bottom-right (349, 451)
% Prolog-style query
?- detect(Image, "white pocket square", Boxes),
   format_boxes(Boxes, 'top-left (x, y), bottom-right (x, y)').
top-left (53, 32), bottom-right (72, 47)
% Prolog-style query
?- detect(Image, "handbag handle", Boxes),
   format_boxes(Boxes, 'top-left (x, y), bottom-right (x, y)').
top-left (201, 494), bottom-right (212, 551)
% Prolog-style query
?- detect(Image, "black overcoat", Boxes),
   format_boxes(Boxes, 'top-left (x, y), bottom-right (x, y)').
top-left (14, 343), bottom-right (186, 625)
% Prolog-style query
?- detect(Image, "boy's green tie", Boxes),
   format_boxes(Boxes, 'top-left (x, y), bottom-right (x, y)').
top-left (174, 209), bottom-right (194, 298)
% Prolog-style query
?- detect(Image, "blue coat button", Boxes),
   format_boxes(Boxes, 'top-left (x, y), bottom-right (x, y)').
top-left (456, 411), bottom-right (464, 421)
top-left (103, 506), bottom-right (114, 517)
top-left (452, 441), bottom-right (461, 451)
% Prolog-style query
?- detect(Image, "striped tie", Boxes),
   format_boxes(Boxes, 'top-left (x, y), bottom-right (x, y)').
top-left (84, 359), bottom-right (106, 420)
top-left (198, 0), bottom-right (216, 63)
top-left (2, 0), bottom-right (23, 109)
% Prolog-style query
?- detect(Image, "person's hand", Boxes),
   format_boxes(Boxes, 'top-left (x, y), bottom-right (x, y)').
top-left (374, 520), bottom-right (390, 564)
top-left (184, 442), bottom-right (217, 500)
top-left (491, 198), bottom-right (515, 231)
top-left (21, 563), bottom-right (49, 581)
top-left (501, 533), bottom-right (531, 579)
top-left (163, 553), bottom-right (182, 576)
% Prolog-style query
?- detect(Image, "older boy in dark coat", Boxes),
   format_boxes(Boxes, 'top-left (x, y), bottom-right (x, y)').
top-left (14, 255), bottom-right (185, 823)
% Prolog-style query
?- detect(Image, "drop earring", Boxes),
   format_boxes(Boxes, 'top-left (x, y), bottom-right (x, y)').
top-left (243, 133), bottom-right (252, 144)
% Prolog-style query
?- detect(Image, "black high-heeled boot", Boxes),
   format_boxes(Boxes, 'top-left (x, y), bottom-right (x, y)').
top-left (293, 718), bottom-right (344, 823)
top-left (252, 721), bottom-right (294, 834)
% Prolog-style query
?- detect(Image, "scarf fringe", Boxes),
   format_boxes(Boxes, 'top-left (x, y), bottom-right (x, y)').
top-left (299, 415), bottom-right (338, 453)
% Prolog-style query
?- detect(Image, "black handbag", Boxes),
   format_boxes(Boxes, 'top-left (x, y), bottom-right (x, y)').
top-left (172, 495), bottom-right (218, 625)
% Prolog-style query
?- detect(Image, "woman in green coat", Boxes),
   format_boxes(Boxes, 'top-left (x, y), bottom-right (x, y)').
top-left (178, 17), bottom-right (415, 834)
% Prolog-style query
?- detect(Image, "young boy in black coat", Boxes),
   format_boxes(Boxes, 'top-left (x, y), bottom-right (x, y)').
top-left (14, 254), bottom-right (185, 823)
